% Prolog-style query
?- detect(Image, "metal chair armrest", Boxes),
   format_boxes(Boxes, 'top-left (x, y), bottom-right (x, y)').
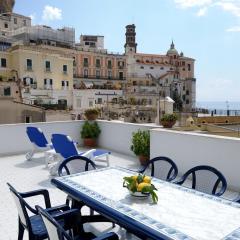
top-left (20, 189), bottom-right (51, 208)
top-left (94, 232), bottom-right (119, 240)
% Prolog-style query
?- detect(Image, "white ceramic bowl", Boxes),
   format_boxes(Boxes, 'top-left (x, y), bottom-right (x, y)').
top-left (129, 190), bottom-right (150, 198)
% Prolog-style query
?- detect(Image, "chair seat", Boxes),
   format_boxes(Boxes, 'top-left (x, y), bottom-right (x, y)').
top-left (30, 212), bottom-right (65, 238)
top-left (93, 149), bottom-right (110, 158)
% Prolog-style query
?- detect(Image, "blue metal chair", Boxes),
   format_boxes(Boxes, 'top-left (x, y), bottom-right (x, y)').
top-left (58, 155), bottom-right (96, 176)
top-left (51, 134), bottom-right (111, 166)
top-left (37, 206), bottom-right (119, 240)
top-left (58, 155), bottom-right (115, 227)
top-left (175, 165), bottom-right (227, 196)
top-left (7, 183), bottom-right (72, 240)
top-left (140, 156), bottom-right (178, 182)
top-left (26, 127), bottom-right (52, 161)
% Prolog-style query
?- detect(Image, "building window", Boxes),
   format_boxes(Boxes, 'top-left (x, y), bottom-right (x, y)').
top-left (4, 23), bottom-right (8, 28)
top-left (133, 81), bottom-right (137, 86)
top-left (96, 70), bottom-right (100, 78)
top-left (63, 65), bottom-right (67, 74)
top-left (25, 116), bottom-right (31, 123)
top-left (26, 59), bottom-right (32, 70)
top-left (160, 67), bottom-right (164, 70)
top-left (84, 69), bottom-right (88, 78)
top-left (96, 59), bottom-right (100, 68)
top-left (89, 100), bottom-right (93, 107)
top-left (182, 95), bottom-right (186, 101)
top-left (1, 58), bottom-right (7, 67)
top-left (183, 68), bottom-right (185, 71)
top-left (182, 61), bottom-right (185, 66)
top-left (118, 61), bottom-right (124, 68)
top-left (97, 98), bottom-right (102, 104)
top-left (188, 64), bottom-right (191, 71)
top-left (119, 71), bottom-right (123, 80)
top-left (44, 78), bottom-right (53, 89)
top-left (140, 66), bottom-right (144, 69)
top-left (4, 87), bottom-right (11, 96)
top-left (76, 98), bottom-right (81, 108)
top-left (108, 70), bottom-right (112, 79)
top-left (45, 61), bottom-right (51, 72)
top-left (186, 90), bottom-right (189, 95)
top-left (23, 19), bottom-right (27, 26)
top-left (14, 18), bottom-right (17, 24)
top-left (107, 60), bottom-right (112, 69)
top-left (186, 99), bottom-right (189, 104)
top-left (183, 86), bottom-right (185, 91)
top-left (83, 58), bottom-right (88, 67)
top-left (61, 80), bottom-right (69, 89)
top-left (150, 66), bottom-right (154, 69)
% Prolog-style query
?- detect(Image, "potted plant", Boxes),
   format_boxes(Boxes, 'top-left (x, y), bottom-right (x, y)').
top-left (160, 113), bottom-right (177, 128)
top-left (84, 108), bottom-right (99, 121)
top-left (81, 121), bottom-right (101, 147)
top-left (130, 130), bottom-right (150, 166)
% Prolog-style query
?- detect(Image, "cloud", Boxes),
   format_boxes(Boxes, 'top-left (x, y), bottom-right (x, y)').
top-left (174, 0), bottom-right (213, 8)
top-left (42, 5), bottom-right (62, 21)
top-left (226, 25), bottom-right (240, 31)
top-left (215, 1), bottom-right (240, 17)
top-left (197, 7), bottom-right (208, 16)
top-left (174, 0), bottom-right (240, 31)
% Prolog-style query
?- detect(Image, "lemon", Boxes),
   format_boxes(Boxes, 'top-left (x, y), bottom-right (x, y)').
top-left (137, 182), bottom-right (151, 192)
top-left (143, 176), bottom-right (151, 183)
top-left (132, 175), bottom-right (138, 181)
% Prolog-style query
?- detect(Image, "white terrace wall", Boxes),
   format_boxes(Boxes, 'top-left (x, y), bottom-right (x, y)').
top-left (97, 121), bottom-right (160, 156)
top-left (0, 121), bottom-right (84, 156)
top-left (0, 120), bottom-right (159, 156)
top-left (150, 129), bottom-right (240, 191)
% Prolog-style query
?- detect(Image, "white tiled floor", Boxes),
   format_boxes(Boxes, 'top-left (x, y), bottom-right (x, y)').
top-left (0, 151), bottom-right (141, 240)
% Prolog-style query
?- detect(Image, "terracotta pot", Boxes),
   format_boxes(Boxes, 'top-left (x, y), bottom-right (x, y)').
top-left (161, 120), bottom-right (176, 128)
top-left (85, 114), bottom-right (98, 121)
top-left (83, 138), bottom-right (97, 147)
top-left (138, 155), bottom-right (149, 166)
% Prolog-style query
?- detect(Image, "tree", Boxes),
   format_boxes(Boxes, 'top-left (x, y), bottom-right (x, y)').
top-left (172, 90), bottom-right (183, 111)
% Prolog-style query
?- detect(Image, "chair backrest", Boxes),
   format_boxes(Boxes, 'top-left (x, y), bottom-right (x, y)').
top-left (26, 127), bottom-right (49, 148)
top-left (7, 183), bottom-right (31, 231)
top-left (37, 206), bottom-right (72, 240)
top-left (177, 165), bottom-right (227, 196)
top-left (58, 155), bottom-right (96, 176)
top-left (52, 134), bottom-right (78, 159)
top-left (145, 156), bottom-right (178, 181)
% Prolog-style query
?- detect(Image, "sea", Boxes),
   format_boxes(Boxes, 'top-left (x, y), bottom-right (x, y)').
top-left (196, 101), bottom-right (240, 110)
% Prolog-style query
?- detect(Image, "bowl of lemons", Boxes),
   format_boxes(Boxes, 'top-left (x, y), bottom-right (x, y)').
top-left (123, 174), bottom-right (158, 203)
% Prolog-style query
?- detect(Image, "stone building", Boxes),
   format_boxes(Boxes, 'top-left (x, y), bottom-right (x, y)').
top-left (125, 24), bottom-right (196, 113)
top-left (0, 97), bottom-right (45, 124)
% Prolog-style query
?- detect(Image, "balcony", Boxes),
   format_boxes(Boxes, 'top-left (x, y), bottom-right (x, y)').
top-left (1, 120), bottom-right (240, 238)
top-left (74, 74), bottom-right (126, 81)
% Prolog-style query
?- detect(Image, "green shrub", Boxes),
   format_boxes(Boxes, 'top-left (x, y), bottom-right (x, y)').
top-left (84, 108), bottom-right (99, 120)
top-left (130, 130), bottom-right (150, 157)
top-left (81, 121), bottom-right (101, 139)
top-left (161, 113), bottom-right (177, 122)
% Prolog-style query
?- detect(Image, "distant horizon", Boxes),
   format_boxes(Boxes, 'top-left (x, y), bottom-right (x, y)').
top-left (14, 0), bottom-right (240, 102)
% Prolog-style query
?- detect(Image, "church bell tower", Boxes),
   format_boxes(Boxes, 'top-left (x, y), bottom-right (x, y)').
top-left (124, 24), bottom-right (137, 54)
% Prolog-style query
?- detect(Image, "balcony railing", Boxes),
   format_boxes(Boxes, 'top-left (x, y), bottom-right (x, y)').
top-left (74, 74), bottom-right (126, 81)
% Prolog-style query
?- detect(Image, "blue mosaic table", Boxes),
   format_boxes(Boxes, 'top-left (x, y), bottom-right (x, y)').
top-left (51, 167), bottom-right (240, 240)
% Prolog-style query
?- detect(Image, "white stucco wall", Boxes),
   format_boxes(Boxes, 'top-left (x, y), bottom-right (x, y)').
top-left (150, 129), bottom-right (240, 191)
top-left (98, 120), bottom-right (160, 156)
top-left (0, 120), bottom-right (84, 156)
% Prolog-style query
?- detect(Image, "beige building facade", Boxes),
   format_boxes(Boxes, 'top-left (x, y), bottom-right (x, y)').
top-left (0, 45), bottom-right (74, 106)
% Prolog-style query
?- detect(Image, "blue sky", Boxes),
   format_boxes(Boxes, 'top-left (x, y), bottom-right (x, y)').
top-left (15, 0), bottom-right (240, 102)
